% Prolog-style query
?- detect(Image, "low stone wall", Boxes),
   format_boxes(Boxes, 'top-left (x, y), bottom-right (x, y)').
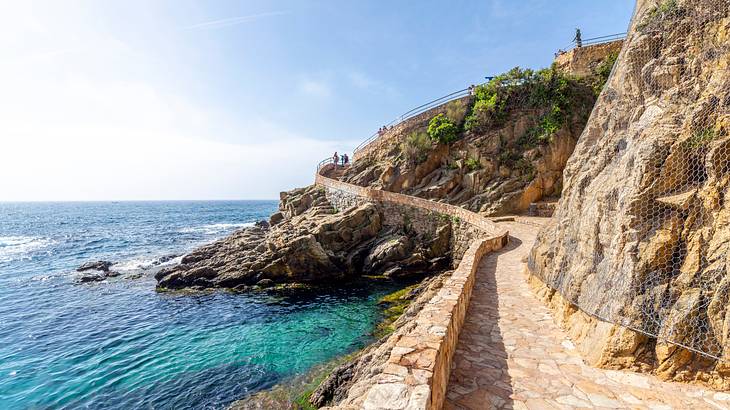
top-left (352, 95), bottom-right (473, 162)
top-left (316, 172), bottom-right (503, 264)
top-left (314, 172), bottom-right (509, 409)
top-left (361, 236), bottom-right (506, 410)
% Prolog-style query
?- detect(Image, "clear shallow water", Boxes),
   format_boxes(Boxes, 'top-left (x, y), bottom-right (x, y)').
top-left (0, 201), bottom-right (394, 409)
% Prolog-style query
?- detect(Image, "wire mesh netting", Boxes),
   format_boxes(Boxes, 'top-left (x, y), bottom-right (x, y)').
top-left (539, 0), bottom-right (730, 361)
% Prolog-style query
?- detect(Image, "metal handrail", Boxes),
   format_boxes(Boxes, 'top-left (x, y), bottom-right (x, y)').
top-left (581, 33), bottom-right (626, 47)
top-left (353, 87), bottom-right (473, 154)
top-left (559, 32), bottom-right (627, 53)
top-left (317, 157), bottom-right (334, 171)
top-left (582, 32), bottom-right (627, 42)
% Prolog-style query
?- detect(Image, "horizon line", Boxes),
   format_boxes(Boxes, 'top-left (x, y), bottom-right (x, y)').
top-left (0, 198), bottom-right (279, 203)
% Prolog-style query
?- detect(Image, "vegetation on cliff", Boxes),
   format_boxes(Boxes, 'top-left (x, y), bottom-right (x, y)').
top-left (339, 58), bottom-right (618, 215)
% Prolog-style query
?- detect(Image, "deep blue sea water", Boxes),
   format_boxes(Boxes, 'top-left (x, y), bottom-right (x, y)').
top-left (0, 201), bottom-right (393, 409)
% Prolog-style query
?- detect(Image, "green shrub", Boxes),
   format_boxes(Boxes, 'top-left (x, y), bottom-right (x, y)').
top-left (465, 66), bottom-right (576, 135)
top-left (445, 99), bottom-right (469, 123)
top-left (498, 150), bottom-right (522, 167)
top-left (427, 114), bottom-right (459, 144)
top-left (684, 128), bottom-right (717, 149)
top-left (591, 52), bottom-right (619, 95)
top-left (515, 158), bottom-right (536, 180)
top-left (400, 131), bottom-right (432, 164)
top-left (465, 157), bottom-right (481, 171)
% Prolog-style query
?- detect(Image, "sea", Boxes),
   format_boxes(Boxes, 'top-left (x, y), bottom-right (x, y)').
top-left (0, 201), bottom-right (395, 409)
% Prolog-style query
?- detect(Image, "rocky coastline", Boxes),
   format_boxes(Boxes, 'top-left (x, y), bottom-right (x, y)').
top-left (155, 185), bottom-right (454, 291)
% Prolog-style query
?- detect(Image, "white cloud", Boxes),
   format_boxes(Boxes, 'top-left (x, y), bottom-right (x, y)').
top-left (347, 71), bottom-right (399, 97)
top-left (0, 128), bottom-right (347, 201)
top-left (298, 78), bottom-right (333, 99)
top-left (0, 1), bottom-right (346, 201)
top-left (186, 11), bottom-right (289, 30)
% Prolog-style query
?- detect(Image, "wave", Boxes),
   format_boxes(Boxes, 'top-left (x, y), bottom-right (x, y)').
top-left (177, 222), bottom-right (254, 235)
top-left (114, 254), bottom-right (183, 272)
top-left (0, 236), bottom-right (56, 263)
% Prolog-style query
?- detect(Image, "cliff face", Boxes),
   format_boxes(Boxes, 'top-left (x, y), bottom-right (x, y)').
top-left (339, 70), bottom-right (601, 216)
top-left (528, 0), bottom-right (730, 387)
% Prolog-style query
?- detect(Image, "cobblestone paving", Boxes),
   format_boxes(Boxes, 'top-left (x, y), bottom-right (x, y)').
top-left (445, 219), bottom-right (730, 410)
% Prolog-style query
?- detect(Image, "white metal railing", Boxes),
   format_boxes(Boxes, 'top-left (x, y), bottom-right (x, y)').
top-left (352, 87), bottom-right (473, 155)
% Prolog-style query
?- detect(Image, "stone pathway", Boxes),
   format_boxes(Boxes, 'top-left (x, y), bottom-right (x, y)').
top-left (444, 219), bottom-right (730, 410)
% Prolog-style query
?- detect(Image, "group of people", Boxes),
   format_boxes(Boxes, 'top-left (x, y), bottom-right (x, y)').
top-left (332, 152), bottom-right (349, 167)
top-left (377, 125), bottom-right (392, 136)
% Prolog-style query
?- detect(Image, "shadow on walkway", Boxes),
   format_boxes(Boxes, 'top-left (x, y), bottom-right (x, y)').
top-left (444, 237), bottom-right (524, 409)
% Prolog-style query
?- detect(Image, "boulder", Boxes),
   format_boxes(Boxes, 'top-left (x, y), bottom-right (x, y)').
top-left (77, 260), bottom-right (112, 272)
top-left (79, 273), bottom-right (105, 283)
top-left (256, 279), bottom-right (274, 288)
top-left (364, 235), bottom-right (412, 273)
top-left (269, 212), bottom-right (284, 226)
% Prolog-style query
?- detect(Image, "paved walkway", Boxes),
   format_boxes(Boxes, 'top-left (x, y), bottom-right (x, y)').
top-left (444, 220), bottom-right (729, 410)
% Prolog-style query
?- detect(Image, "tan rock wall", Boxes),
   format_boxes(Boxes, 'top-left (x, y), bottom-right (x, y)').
top-left (554, 40), bottom-right (624, 77)
top-left (529, 0), bottom-right (730, 382)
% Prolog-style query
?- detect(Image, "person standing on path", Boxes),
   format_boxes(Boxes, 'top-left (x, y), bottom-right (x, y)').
top-left (574, 28), bottom-right (582, 47)
top-left (332, 152), bottom-right (338, 169)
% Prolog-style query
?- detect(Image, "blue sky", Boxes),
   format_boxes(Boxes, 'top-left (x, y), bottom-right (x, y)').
top-left (0, 0), bottom-right (634, 200)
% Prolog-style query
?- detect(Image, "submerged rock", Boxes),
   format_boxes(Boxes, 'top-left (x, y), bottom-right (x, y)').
top-left (77, 260), bottom-right (112, 272)
top-left (77, 269), bottom-right (121, 283)
top-left (79, 273), bottom-right (105, 283)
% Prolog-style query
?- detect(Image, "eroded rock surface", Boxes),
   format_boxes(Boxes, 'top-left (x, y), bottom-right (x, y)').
top-left (528, 0), bottom-right (730, 388)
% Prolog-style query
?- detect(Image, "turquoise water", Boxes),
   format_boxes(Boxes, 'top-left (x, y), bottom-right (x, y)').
top-left (0, 202), bottom-right (394, 409)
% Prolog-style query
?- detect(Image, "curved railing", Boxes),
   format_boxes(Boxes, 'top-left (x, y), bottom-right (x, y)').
top-left (314, 164), bottom-right (509, 410)
top-left (559, 32), bottom-right (626, 51)
top-left (352, 87), bottom-right (474, 157)
top-left (317, 157), bottom-right (334, 171)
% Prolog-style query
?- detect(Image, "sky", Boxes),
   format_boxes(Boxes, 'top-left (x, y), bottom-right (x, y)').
top-left (0, 0), bottom-right (634, 201)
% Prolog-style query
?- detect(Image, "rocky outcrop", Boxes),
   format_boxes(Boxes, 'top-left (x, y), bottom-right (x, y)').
top-left (336, 70), bottom-right (602, 216)
top-left (76, 260), bottom-right (121, 282)
top-left (155, 185), bottom-right (453, 290)
top-left (528, 0), bottom-right (730, 389)
top-left (77, 260), bottom-right (113, 272)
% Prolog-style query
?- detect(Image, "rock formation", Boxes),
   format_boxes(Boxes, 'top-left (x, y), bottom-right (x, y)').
top-left (155, 186), bottom-right (452, 290)
top-left (336, 67), bottom-right (607, 216)
top-left (76, 260), bottom-right (120, 282)
top-left (528, 0), bottom-right (730, 389)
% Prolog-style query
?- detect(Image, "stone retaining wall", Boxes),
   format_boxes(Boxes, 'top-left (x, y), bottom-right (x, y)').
top-left (315, 171), bottom-right (509, 409)
top-left (352, 95), bottom-right (473, 162)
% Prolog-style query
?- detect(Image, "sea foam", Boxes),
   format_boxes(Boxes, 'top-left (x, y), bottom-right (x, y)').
top-left (177, 222), bottom-right (254, 235)
top-left (0, 236), bottom-right (55, 263)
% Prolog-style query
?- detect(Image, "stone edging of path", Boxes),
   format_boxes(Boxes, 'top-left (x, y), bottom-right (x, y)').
top-left (315, 170), bottom-right (509, 410)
